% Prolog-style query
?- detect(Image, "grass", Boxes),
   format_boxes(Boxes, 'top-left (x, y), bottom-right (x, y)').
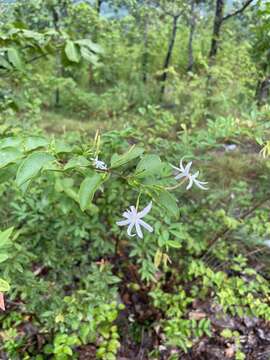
top-left (40, 110), bottom-right (123, 135)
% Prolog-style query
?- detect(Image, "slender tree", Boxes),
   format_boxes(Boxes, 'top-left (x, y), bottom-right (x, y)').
top-left (209, 0), bottom-right (254, 60)
top-left (187, 0), bottom-right (196, 72)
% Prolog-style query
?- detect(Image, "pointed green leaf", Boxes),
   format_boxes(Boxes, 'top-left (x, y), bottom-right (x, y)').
top-left (0, 228), bottom-right (13, 248)
top-left (0, 147), bottom-right (22, 169)
top-left (0, 137), bottom-right (23, 149)
top-left (7, 47), bottom-right (22, 69)
top-left (65, 41), bottom-right (80, 63)
top-left (16, 152), bottom-right (55, 187)
top-left (24, 136), bottom-right (49, 151)
top-left (0, 278), bottom-right (10, 292)
top-left (156, 190), bottom-right (179, 218)
top-left (79, 173), bottom-right (105, 211)
top-left (111, 146), bottom-right (144, 168)
top-left (135, 154), bottom-right (162, 178)
top-left (64, 156), bottom-right (90, 171)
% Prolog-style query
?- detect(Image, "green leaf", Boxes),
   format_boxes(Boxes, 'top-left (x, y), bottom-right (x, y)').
top-left (0, 137), bottom-right (23, 149)
top-left (111, 146), bottom-right (144, 168)
top-left (0, 254), bottom-right (9, 264)
top-left (65, 41), bottom-right (80, 63)
top-left (0, 278), bottom-right (10, 292)
top-left (0, 147), bottom-right (22, 169)
top-left (167, 240), bottom-right (181, 249)
top-left (16, 152), bottom-right (55, 188)
top-left (75, 39), bottom-right (103, 53)
top-left (156, 190), bottom-right (179, 218)
top-left (7, 47), bottom-right (22, 69)
top-left (64, 156), bottom-right (90, 171)
top-left (80, 47), bottom-right (98, 65)
top-left (135, 154), bottom-right (162, 178)
top-left (0, 228), bottom-right (13, 248)
top-left (79, 173), bottom-right (106, 211)
top-left (0, 56), bottom-right (11, 69)
top-left (24, 136), bottom-right (49, 151)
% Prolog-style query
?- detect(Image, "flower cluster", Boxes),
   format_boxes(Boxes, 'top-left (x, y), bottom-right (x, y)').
top-left (171, 158), bottom-right (208, 190)
top-left (116, 157), bottom-right (208, 239)
top-left (91, 157), bottom-right (108, 171)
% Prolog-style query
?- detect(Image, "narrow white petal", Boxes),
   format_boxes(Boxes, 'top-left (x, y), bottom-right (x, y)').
top-left (193, 170), bottom-right (199, 178)
top-left (130, 206), bottom-right (137, 214)
top-left (135, 222), bottom-right (143, 238)
top-left (186, 177), bottom-right (193, 190)
top-left (180, 158), bottom-right (185, 172)
top-left (138, 201), bottom-right (152, 218)
top-left (116, 219), bottom-right (130, 226)
top-left (127, 222), bottom-right (136, 237)
top-left (138, 219), bottom-right (153, 233)
top-left (123, 211), bottom-right (131, 219)
top-left (170, 164), bottom-right (181, 171)
top-left (185, 161), bottom-right (193, 174)
top-left (194, 180), bottom-right (208, 190)
top-left (175, 173), bottom-right (185, 180)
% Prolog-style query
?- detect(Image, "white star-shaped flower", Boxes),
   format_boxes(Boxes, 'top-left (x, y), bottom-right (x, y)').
top-left (91, 157), bottom-right (107, 170)
top-left (171, 158), bottom-right (208, 190)
top-left (116, 201), bottom-right (153, 239)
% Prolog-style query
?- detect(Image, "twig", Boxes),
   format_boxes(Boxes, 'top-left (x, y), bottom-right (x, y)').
top-left (201, 195), bottom-right (270, 261)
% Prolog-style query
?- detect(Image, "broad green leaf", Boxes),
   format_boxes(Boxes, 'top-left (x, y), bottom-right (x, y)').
top-left (167, 240), bottom-right (181, 249)
top-left (0, 254), bottom-right (9, 264)
top-left (79, 173), bottom-right (105, 211)
top-left (65, 41), bottom-right (80, 63)
top-left (111, 146), bottom-right (144, 168)
top-left (0, 147), bottom-right (22, 169)
top-left (0, 137), bottom-right (23, 149)
top-left (16, 152), bottom-right (55, 187)
top-left (7, 47), bottom-right (22, 69)
top-left (64, 156), bottom-right (90, 171)
top-left (24, 136), bottom-right (48, 151)
top-left (80, 47), bottom-right (98, 65)
top-left (75, 39), bottom-right (103, 53)
top-left (0, 278), bottom-right (10, 292)
top-left (155, 190), bottom-right (179, 218)
top-left (0, 228), bottom-right (13, 248)
top-left (54, 142), bottom-right (73, 154)
top-left (0, 56), bottom-right (11, 69)
top-left (135, 155), bottom-right (162, 178)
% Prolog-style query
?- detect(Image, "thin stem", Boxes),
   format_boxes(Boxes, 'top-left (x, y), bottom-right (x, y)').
top-left (165, 178), bottom-right (187, 191)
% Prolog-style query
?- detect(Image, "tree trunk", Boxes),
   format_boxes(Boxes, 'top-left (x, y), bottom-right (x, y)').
top-left (209, 0), bottom-right (224, 60)
top-left (160, 15), bottom-right (179, 99)
top-left (97, 0), bottom-right (102, 14)
top-left (187, 0), bottom-right (196, 72)
top-left (142, 14), bottom-right (149, 83)
top-left (52, 5), bottom-right (61, 107)
top-left (256, 76), bottom-right (270, 107)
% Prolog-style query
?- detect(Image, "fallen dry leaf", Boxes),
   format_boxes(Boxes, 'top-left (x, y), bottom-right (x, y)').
top-left (225, 344), bottom-right (235, 358)
top-left (189, 311), bottom-right (207, 320)
top-left (0, 293), bottom-right (5, 311)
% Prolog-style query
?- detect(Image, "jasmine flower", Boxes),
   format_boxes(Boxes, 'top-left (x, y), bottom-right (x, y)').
top-left (91, 157), bottom-right (107, 170)
top-left (171, 158), bottom-right (208, 190)
top-left (116, 201), bottom-right (153, 239)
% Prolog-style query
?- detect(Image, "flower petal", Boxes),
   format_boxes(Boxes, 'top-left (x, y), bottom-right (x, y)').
top-left (170, 163), bottom-right (181, 171)
top-left (116, 219), bottom-right (130, 226)
top-left (185, 161), bottom-right (193, 174)
top-left (179, 158), bottom-right (185, 172)
top-left (175, 173), bottom-right (185, 180)
top-left (138, 201), bottom-right (152, 218)
top-left (194, 179), bottom-right (208, 190)
top-left (138, 219), bottom-right (153, 233)
top-left (186, 176), bottom-right (193, 190)
top-left (127, 222), bottom-right (136, 237)
top-left (135, 222), bottom-right (143, 238)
